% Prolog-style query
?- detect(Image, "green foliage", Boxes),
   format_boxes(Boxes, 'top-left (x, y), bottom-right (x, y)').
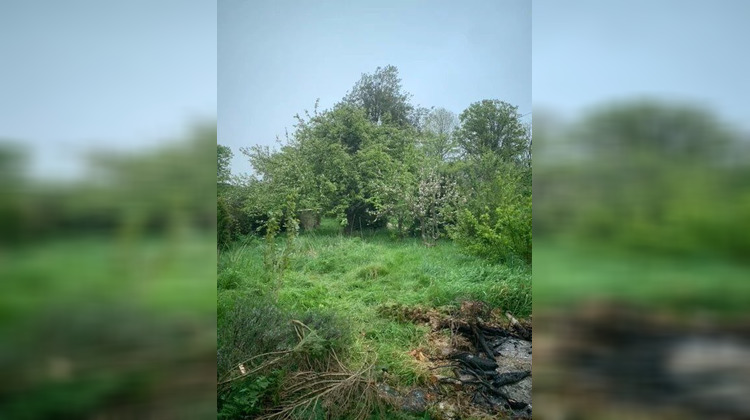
top-left (219, 66), bottom-right (536, 417)
top-left (455, 99), bottom-right (529, 163)
top-left (452, 166), bottom-right (532, 264)
top-left (217, 195), bottom-right (235, 250)
top-left (217, 376), bottom-right (273, 419)
top-left (234, 66), bottom-right (532, 266)
top-left (217, 144), bottom-right (233, 185)
top-left (217, 295), bottom-right (296, 377)
top-left (453, 195), bottom-right (532, 265)
top-left (420, 107), bottom-right (459, 162)
top-left (216, 291), bottom-right (353, 418)
top-left (343, 65), bottom-right (415, 127)
top-left (262, 195), bottom-right (300, 290)
top-left (535, 100), bottom-right (750, 261)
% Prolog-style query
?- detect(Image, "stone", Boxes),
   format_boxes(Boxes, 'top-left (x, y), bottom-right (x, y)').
top-left (401, 388), bottom-right (428, 414)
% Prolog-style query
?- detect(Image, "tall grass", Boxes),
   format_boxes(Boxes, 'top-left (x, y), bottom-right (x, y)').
top-left (218, 220), bottom-right (531, 414)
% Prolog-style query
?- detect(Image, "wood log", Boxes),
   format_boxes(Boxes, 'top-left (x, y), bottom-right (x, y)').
top-left (450, 352), bottom-right (498, 371)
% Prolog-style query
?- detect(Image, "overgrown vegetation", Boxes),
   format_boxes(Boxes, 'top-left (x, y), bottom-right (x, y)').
top-left (218, 64), bottom-right (531, 419)
top-left (217, 222), bottom-right (531, 418)
top-left (533, 100), bottom-right (750, 316)
top-left (219, 65), bottom-right (531, 262)
top-left (0, 124), bottom-right (217, 418)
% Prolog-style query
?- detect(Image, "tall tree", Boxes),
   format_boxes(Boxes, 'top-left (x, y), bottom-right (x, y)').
top-left (573, 99), bottom-right (733, 164)
top-left (455, 100), bottom-right (528, 162)
top-left (421, 107), bottom-right (458, 161)
top-left (217, 144), bottom-right (233, 185)
top-left (343, 65), bottom-right (414, 127)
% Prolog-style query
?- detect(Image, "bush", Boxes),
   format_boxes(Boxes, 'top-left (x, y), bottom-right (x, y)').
top-left (217, 295), bottom-right (352, 417)
top-left (452, 169), bottom-right (531, 264)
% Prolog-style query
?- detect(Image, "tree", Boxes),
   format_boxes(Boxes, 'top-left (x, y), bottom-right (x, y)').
top-left (455, 100), bottom-right (528, 162)
top-left (361, 139), bottom-right (420, 238)
top-left (421, 107), bottom-right (458, 161)
top-left (343, 65), bottom-right (414, 128)
top-left (218, 144), bottom-right (233, 185)
top-left (242, 104), bottom-right (373, 232)
top-left (411, 168), bottom-right (462, 246)
top-left (573, 99), bottom-right (733, 164)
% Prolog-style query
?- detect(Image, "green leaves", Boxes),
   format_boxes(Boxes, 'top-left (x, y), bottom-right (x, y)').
top-left (232, 66), bottom-right (532, 254)
top-left (217, 375), bottom-right (272, 418)
top-left (217, 144), bottom-right (233, 185)
top-left (452, 165), bottom-right (531, 264)
top-left (455, 99), bottom-right (529, 163)
top-left (343, 65), bottom-right (414, 128)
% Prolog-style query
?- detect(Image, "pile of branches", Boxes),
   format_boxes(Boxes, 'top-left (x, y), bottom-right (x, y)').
top-left (259, 352), bottom-right (384, 420)
top-left (435, 306), bottom-right (533, 417)
top-left (218, 320), bottom-right (389, 420)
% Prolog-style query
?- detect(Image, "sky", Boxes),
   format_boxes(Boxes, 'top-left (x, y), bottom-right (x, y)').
top-left (533, 0), bottom-right (750, 129)
top-left (219, 0), bottom-right (531, 176)
top-left (0, 0), bottom-right (217, 181)
top-left (6, 1), bottom-right (743, 181)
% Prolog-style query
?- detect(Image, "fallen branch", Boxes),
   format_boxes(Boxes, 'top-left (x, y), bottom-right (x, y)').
top-left (217, 350), bottom-right (293, 386)
top-left (506, 312), bottom-right (531, 340)
top-left (472, 323), bottom-right (496, 360)
top-left (492, 370), bottom-right (531, 387)
top-left (451, 352), bottom-right (498, 372)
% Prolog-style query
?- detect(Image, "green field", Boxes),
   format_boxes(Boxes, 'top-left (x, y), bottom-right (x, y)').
top-left (533, 238), bottom-right (750, 317)
top-left (0, 234), bottom-right (217, 419)
top-left (1, 234), bottom-right (216, 316)
top-left (217, 219), bottom-right (531, 417)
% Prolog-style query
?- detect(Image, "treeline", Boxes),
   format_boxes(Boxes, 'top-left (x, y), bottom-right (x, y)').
top-left (534, 99), bottom-right (750, 261)
top-left (0, 122), bottom-right (217, 245)
top-left (219, 65), bottom-right (531, 264)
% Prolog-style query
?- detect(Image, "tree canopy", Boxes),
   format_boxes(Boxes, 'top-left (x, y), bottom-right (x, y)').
top-left (455, 99), bottom-right (529, 163)
top-left (222, 65), bottom-right (532, 262)
top-left (343, 65), bottom-right (415, 128)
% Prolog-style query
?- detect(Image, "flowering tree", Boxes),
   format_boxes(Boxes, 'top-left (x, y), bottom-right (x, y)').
top-left (410, 168), bottom-right (463, 246)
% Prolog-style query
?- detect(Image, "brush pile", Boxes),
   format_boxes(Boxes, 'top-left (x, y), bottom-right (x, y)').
top-left (379, 301), bottom-right (533, 419)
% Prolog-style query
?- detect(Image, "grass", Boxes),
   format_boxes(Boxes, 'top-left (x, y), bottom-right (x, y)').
top-left (217, 218), bottom-right (531, 413)
top-left (533, 237), bottom-right (750, 317)
top-left (0, 232), bottom-right (217, 419)
top-left (1, 232), bottom-right (216, 318)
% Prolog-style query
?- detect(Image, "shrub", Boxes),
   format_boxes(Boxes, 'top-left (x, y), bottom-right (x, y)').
top-left (217, 295), bottom-right (353, 418)
top-left (452, 169), bottom-right (531, 264)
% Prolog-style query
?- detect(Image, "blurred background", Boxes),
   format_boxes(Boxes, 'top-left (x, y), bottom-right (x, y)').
top-left (0, 1), bottom-right (217, 418)
top-left (533, 1), bottom-right (750, 419)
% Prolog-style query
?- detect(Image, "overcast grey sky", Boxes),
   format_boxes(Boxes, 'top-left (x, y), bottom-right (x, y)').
top-left (219, 0), bottom-right (531, 176)
top-left (533, 0), bottom-right (750, 129)
top-left (0, 0), bottom-right (216, 181)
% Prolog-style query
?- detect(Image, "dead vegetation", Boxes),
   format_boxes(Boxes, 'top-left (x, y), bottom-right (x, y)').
top-left (377, 300), bottom-right (534, 419)
top-left (259, 352), bottom-right (386, 420)
top-left (218, 300), bottom-right (532, 419)
top-left (218, 318), bottom-right (392, 419)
